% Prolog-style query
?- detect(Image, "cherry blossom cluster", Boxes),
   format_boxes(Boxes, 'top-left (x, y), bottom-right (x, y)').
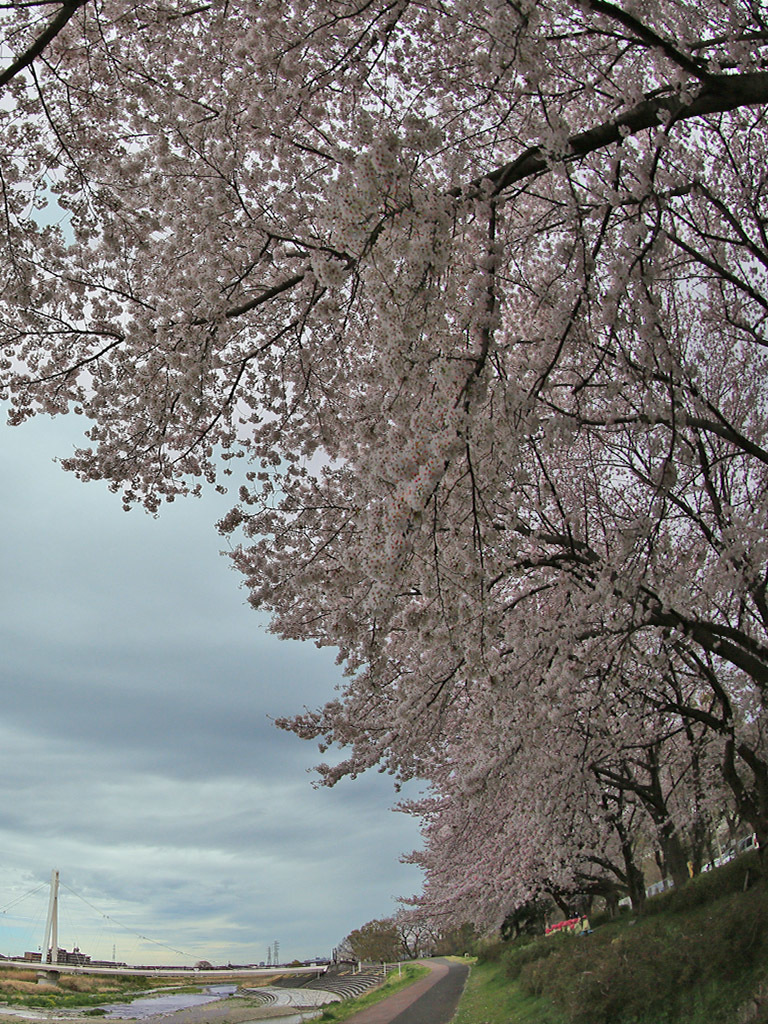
top-left (0, 0), bottom-right (766, 932)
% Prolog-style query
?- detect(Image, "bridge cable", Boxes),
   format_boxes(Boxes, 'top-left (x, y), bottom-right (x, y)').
top-left (59, 882), bottom-right (204, 964)
top-left (0, 881), bottom-right (49, 915)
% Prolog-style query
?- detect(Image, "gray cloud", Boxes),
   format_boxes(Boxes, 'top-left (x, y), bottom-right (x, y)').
top-left (0, 416), bottom-right (423, 966)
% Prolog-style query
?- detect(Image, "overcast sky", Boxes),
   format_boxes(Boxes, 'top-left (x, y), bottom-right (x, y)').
top-left (0, 413), bottom-right (424, 967)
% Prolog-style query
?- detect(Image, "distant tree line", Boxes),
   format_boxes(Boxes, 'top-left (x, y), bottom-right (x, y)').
top-left (338, 916), bottom-right (476, 963)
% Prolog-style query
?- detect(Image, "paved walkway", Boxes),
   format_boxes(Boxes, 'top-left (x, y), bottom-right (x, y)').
top-left (342, 959), bottom-right (469, 1024)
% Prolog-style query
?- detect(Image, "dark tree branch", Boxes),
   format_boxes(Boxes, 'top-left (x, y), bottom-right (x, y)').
top-left (452, 73), bottom-right (768, 201)
top-left (0, 0), bottom-right (87, 90)
top-left (585, 0), bottom-right (715, 82)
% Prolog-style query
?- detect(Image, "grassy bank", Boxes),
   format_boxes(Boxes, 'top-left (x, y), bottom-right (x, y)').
top-left (455, 852), bottom-right (767, 1024)
top-left (452, 959), bottom-right (564, 1024)
top-left (0, 970), bottom-right (202, 1010)
top-left (317, 963), bottom-right (430, 1024)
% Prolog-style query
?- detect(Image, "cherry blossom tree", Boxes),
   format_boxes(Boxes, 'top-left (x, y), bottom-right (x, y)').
top-left (397, 633), bottom-right (733, 930)
top-left (0, 0), bottom-right (767, 927)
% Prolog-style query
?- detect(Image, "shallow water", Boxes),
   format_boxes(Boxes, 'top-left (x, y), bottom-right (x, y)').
top-left (102, 984), bottom-right (237, 1019)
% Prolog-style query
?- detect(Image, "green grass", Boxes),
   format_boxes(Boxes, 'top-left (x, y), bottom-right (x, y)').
top-left (316, 963), bottom-right (430, 1024)
top-left (452, 959), bottom-right (566, 1024)
top-left (0, 976), bottom-right (202, 1010)
top-left (0, 989), bottom-right (149, 1009)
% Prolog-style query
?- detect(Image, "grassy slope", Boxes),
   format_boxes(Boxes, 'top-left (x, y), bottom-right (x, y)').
top-left (452, 852), bottom-right (768, 1024)
top-left (452, 959), bottom-right (565, 1024)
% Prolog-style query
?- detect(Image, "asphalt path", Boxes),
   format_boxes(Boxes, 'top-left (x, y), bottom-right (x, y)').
top-left (342, 959), bottom-right (470, 1024)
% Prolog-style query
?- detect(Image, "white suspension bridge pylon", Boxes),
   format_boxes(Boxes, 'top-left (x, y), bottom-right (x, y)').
top-left (41, 868), bottom-right (60, 970)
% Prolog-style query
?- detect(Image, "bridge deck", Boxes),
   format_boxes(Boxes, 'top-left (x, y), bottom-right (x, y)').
top-left (0, 960), bottom-right (325, 979)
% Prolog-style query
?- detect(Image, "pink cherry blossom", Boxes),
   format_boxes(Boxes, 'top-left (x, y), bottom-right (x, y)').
top-left (0, 0), bottom-right (766, 928)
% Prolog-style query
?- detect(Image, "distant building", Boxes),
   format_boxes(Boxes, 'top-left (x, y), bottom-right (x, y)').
top-left (24, 947), bottom-right (92, 966)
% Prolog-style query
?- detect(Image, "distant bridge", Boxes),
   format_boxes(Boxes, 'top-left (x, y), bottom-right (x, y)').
top-left (2, 870), bottom-right (324, 986)
top-left (0, 958), bottom-right (325, 982)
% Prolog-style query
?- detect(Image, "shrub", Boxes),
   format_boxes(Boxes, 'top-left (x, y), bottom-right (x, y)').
top-left (518, 881), bottom-right (768, 1024)
top-left (474, 938), bottom-right (508, 963)
top-left (502, 933), bottom-right (580, 981)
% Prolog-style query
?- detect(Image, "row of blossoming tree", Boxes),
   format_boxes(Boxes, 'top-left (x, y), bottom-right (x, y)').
top-left (0, 0), bottom-right (767, 934)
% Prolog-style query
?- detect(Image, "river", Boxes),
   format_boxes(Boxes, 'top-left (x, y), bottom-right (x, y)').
top-left (101, 984), bottom-right (238, 1019)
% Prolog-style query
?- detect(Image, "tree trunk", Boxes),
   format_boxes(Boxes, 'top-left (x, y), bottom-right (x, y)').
top-left (722, 738), bottom-right (768, 866)
top-left (655, 817), bottom-right (691, 889)
top-left (624, 850), bottom-right (647, 913)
